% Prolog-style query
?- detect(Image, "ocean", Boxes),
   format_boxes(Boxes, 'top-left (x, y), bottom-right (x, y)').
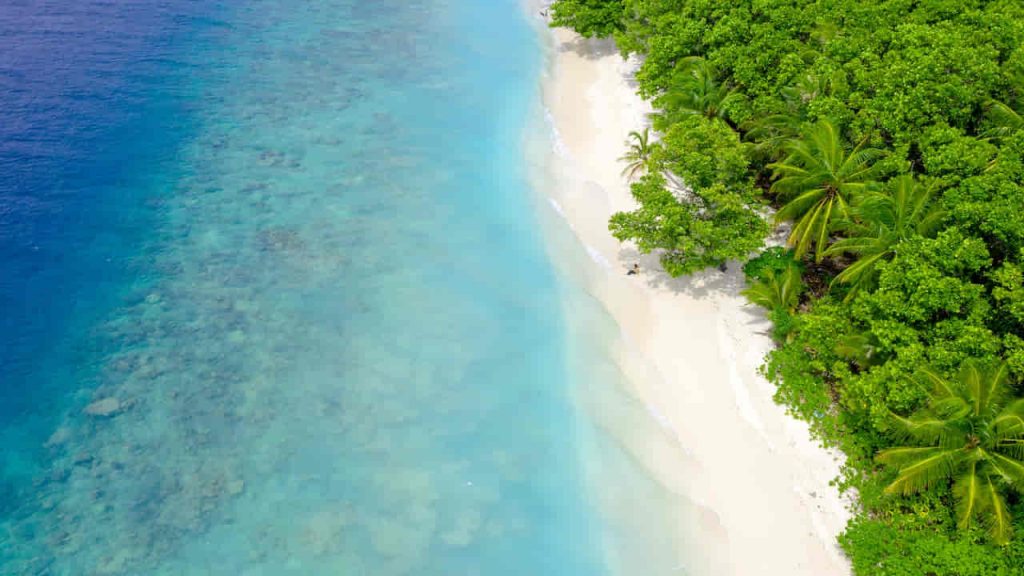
top-left (0, 1), bottom-right (684, 574)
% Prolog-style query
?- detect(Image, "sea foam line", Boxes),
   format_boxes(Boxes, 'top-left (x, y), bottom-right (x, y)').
top-left (543, 107), bottom-right (572, 159)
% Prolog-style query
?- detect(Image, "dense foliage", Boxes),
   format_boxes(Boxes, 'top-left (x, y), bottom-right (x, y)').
top-left (551, 0), bottom-right (1024, 572)
top-left (548, 0), bottom-right (626, 38)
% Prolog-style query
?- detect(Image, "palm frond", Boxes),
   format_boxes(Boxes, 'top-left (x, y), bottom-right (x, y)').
top-left (878, 359), bottom-right (1024, 544)
top-left (824, 235), bottom-right (880, 257)
top-left (741, 265), bottom-right (803, 312)
top-left (985, 361), bottom-right (1012, 414)
top-left (993, 399), bottom-right (1024, 442)
top-left (998, 439), bottom-right (1024, 461)
top-left (813, 196), bottom-right (838, 261)
top-left (619, 128), bottom-right (653, 181)
top-left (915, 367), bottom-right (960, 400)
top-left (886, 411), bottom-right (962, 446)
top-left (981, 476), bottom-right (1013, 545)
top-left (830, 251), bottom-right (889, 298)
top-left (878, 447), bottom-right (962, 496)
top-left (985, 99), bottom-right (1024, 139)
top-left (770, 119), bottom-right (883, 260)
top-left (774, 188), bottom-right (824, 221)
top-left (916, 208), bottom-right (947, 237)
top-left (987, 451), bottom-right (1024, 487)
top-left (787, 199), bottom-right (827, 258)
top-left (953, 464), bottom-right (982, 530)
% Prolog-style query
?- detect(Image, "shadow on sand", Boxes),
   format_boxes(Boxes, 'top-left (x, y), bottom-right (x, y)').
top-left (557, 34), bottom-right (620, 61)
top-left (616, 245), bottom-right (747, 300)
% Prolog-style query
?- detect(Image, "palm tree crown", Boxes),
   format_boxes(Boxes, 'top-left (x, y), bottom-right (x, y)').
top-left (653, 57), bottom-right (743, 127)
top-left (741, 264), bottom-right (804, 313)
top-left (877, 361), bottom-right (1024, 545)
top-left (619, 127), bottom-right (654, 181)
top-left (770, 120), bottom-right (885, 260)
top-left (824, 174), bottom-right (945, 299)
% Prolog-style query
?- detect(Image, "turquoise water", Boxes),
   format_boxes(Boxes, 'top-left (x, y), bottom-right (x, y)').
top-left (0, 0), bottom-right (648, 573)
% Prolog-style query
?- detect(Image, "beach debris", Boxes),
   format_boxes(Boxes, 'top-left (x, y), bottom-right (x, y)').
top-left (84, 397), bottom-right (123, 417)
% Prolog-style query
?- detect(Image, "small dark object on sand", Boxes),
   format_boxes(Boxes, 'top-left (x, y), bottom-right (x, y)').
top-left (718, 262), bottom-right (728, 273)
top-left (627, 263), bottom-right (640, 276)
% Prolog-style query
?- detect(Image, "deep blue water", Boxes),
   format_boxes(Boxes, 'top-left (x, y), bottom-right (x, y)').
top-left (1, 0), bottom-right (223, 501)
top-left (0, 0), bottom-right (622, 573)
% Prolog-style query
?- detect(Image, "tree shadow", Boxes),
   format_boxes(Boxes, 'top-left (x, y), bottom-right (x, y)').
top-left (737, 299), bottom-right (775, 339)
top-left (557, 35), bottom-right (621, 61)
top-left (615, 245), bottom-right (748, 300)
top-left (622, 54), bottom-right (645, 92)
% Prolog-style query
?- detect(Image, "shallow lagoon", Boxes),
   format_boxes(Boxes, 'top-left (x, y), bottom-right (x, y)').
top-left (0, 1), bottom-right (686, 574)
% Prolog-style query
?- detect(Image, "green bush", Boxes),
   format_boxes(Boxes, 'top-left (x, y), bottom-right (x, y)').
top-left (743, 247), bottom-right (802, 282)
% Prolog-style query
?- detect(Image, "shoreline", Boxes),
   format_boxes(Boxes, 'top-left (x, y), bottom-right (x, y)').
top-left (534, 26), bottom-right (853, 575)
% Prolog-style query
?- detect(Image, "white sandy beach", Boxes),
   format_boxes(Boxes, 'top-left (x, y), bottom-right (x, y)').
top-left (537, 27), bottom-right (853, 576)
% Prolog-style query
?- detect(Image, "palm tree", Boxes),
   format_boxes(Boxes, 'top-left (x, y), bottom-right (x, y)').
top-left (619, 128), bottom-right (654, 181)
top-left (877, 360), bottom-right (1024, 545)
top-left (823, 175), bottom-right (945, 299)
top-left (770, 120), bottom-right (885, 260)
top-left (985, 99), bottom-right (1024, 139)
top-left (743, 73), bottom-right (835, 161)
top-left (743, 112), bottom-right (804, 161)
top-left (653, 57), bottom-right (744, 127)
top-left (984, 72), bottom-right (1024, 140)
top-left (741, 264), bottom-right (804, 312)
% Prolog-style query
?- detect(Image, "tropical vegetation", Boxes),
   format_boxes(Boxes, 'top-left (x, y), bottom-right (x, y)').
top-left (619, 128), bottom-right (654, 180)
top-left (551, 0), bottom-right (1024, 572)
top-left (877, 361), bottom-right (1024, 545)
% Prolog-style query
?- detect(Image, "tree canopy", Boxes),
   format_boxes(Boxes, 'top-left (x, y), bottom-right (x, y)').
top-left (551, 0), bottom-right (1024, 571)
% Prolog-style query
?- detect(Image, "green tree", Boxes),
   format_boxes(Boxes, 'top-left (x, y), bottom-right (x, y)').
top-left (653, 58), bottom-right (743, 129)
top-left (654, 115), bottom-right (752, 193)
top-left (548, 0), bottom-right (624, 38)
top-left (824, 175), bottom-right (946, 299)
top-left (619, 128), bottom-right (654, 181)
top-left (770, 120), bottom-right (886, 260)
top-left (877, 361), bottom-right (1024, 545)
top-left (609, 174), bottom-right (767, 276)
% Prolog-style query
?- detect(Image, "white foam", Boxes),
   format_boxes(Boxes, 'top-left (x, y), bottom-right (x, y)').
top-left (716, 313), bottom-right (770, 443)
top-left (585, 243), bottom-right (611, 269)
top-left (547, 197), bottom-right (565, 217)
top-left (543, 107), bottom-right (572, 159)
